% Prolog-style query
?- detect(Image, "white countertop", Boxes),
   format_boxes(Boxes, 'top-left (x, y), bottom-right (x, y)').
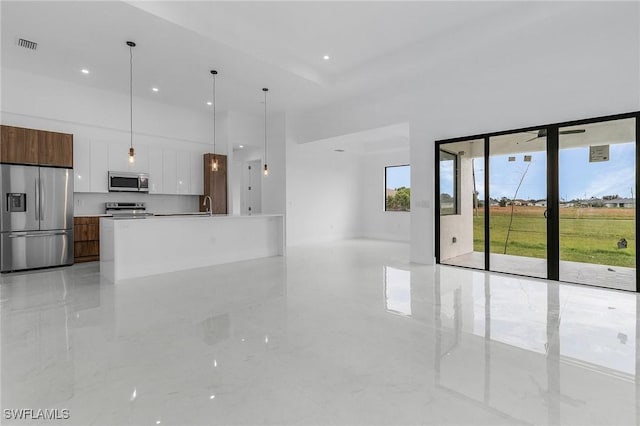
top-left (102, 213), bottom-right (284, 221)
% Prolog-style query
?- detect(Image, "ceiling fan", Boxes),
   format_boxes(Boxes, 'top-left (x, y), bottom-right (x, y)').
top-left (519, 128), bottom-right (585, 144)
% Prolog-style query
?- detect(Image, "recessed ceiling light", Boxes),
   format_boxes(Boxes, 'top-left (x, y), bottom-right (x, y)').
top-left (206, 101), bottom-right (212, 106)
top-left (152, 87), bottom-right (159, 92)
top-left (81, 69), bottom-right (90, 74)
top-left (239, 145), bottom-right (244, 149)
top-left (323, 55), bottom-right (330, 60)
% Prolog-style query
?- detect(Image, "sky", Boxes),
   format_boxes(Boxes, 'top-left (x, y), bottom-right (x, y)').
top-left (386, 165), bottom-right (410, 189)
top-left (441, 142), bottom-right (635, 201)
top-left (390, 142), bottom-right (635, 201)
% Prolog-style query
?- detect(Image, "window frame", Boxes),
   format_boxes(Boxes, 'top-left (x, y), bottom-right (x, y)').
top-left (439, 149), bottom-right (459, 216)
top-left (384, 164), bottom-right (411, 212)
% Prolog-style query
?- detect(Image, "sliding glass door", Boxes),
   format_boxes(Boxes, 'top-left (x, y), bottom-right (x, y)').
top-left (558, 118), bottom-right (636, 291)
top-left (436, 112), bottom-right (639, 292)
top-left (488, 131), bottom-right (547, 279)
top-left (438, 139), bottom-right (485, 270)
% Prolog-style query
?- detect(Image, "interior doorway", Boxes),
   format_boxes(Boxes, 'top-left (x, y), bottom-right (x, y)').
top-left (241, 159), bottom-right (262, 215)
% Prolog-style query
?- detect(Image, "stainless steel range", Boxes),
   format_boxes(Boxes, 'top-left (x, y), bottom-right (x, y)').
top-left (1, 164), bottom-right (74, 272)
top-left (105, 202), bottom-right (153, 219)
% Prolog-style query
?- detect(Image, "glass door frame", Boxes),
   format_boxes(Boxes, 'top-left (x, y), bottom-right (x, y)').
top-left (435, 111), bottom-right (640, 293)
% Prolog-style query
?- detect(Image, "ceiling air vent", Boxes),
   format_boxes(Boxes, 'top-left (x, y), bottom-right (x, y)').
top-left (17, 38), bottom-right (38, 50)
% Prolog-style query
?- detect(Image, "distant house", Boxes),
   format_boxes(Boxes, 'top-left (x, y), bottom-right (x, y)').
top-left (604, 198), bottom-right (635, 208)
top-left (534, 200), bottom-right (547, 207)
top-left (386, 188), bottom-right (397, 198)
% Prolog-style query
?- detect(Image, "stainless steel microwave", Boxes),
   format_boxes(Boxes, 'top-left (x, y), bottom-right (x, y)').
top-left (108, 171), bottom-right (149, 192)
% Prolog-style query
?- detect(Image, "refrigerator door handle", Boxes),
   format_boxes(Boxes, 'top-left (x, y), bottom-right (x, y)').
top-left (34, 178), bottom-right (40, 221)
top-left (39, 178), bottom-right (45, 221)
top-left (8, 230), bottom-right (69, 238)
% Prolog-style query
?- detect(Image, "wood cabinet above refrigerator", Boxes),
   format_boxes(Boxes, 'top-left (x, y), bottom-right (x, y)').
top-left (0, 125), bottom-right (73, 168)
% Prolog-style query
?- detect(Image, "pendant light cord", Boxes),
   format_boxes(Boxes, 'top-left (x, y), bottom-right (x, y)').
top-left (263, 89), bottom-right (267, 164)
top-left (129, 45), bottom-right (133, 150)
top-left (213, 73), bottom-right (216, 154)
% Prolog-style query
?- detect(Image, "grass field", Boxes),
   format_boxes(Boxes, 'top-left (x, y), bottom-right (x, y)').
top-left (473, 206), bottom-right (635, 268)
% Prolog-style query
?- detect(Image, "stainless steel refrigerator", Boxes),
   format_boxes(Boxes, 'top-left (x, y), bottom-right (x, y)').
top-left (1, 164), bottom-right (73, 272)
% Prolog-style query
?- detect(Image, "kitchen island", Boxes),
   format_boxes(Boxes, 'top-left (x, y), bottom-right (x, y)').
top-left (100, 214), bottom-right (284, 281)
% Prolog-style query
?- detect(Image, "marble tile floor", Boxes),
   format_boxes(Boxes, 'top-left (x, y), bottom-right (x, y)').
top-left (442, 251), bottom-right (636, 292)
top-left (1, 239), bottom-right (639, 425)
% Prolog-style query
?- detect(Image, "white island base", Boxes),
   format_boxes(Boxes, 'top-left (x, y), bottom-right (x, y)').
top-left (100, 214), bottom-right (284, 282)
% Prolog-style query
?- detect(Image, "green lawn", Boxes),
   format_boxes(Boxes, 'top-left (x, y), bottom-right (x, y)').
top-left (472, 207), bottom-right (635, 268)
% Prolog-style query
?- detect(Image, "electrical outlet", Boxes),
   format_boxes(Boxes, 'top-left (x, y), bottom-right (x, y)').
top-left (452, 237), bottom-right (457, 243)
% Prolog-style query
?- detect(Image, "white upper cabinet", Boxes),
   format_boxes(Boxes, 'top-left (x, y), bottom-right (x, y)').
top-left (73, 140), bottom-right (91, 192)
top-left (90, 141), bottom-right (109, 193)
top-left (129, 144), bottom-right (149, 174)
top-left (190, 152), bottom-right (204, 196)
top-left (72, 137), bottom-right (202, 196)
top-left (163, 150), bottom-right (178, 194)
top-left (108, 142), bottom-right (149, 173)
top-left (107, 142), bottom-right (130, 172)
top-left (148, 147), bottom-right (164, 194)
top-left (176, 151), bottom-right (190, 194)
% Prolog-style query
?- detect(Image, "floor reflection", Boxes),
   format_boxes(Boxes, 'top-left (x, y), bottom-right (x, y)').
top-left (384, 266), bottom-right (412, 317)
top-left (383, 263), bottom-right (639, 425)
top-left (434, 266), bottom-right (639, 425)
top-left (1, 241), bottom-right (639, 425)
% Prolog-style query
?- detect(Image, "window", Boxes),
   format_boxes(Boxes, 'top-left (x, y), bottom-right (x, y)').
top-left (439, 149), bottom-right (458, 215)
top-left (385, 165), bottom-right (410, 211)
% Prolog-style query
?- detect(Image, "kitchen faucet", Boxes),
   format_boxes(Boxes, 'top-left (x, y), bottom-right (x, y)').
top-left (202, 195), bottom-right (213, 216)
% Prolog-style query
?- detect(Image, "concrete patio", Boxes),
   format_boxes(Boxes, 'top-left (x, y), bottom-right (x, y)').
top-left (442, 251), bottom-right (636, 292)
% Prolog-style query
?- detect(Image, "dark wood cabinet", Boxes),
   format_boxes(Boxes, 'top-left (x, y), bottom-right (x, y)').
top-left (38, 130), bottom-right (73, 167)
top-left (74, 216), bottom-right (100, 263)
top-left (0, 125), bottom-right (39, 164)
top-left (0, 125), bottom-right (73, 167)
top-left (200, 153), bottom-right (228, 214)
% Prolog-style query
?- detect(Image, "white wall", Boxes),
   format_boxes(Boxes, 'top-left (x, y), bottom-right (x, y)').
top-left (230, 146), bottom-right (262, 215)
top-left (0, 68), bottom-right (212, 213)
top-left (288, 1), bottom-right (640, 263)
top-left (361, 148), bottom-right (410, 242)
top-left (286, 138), bottom-right (363, 246)
top-left (263, 111), bottom-right (286, 215)
top-left (0, 69), bottom-right (278, 216)
top-left (440, 155), bottom-right (474, 260)
top-left (1, 68), bottom-right (211, 143)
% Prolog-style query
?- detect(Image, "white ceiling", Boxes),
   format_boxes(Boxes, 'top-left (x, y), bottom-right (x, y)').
top-left (1, 1), bottom-right (579, 116)
top-left (442, 118), bottom-right (637, 158)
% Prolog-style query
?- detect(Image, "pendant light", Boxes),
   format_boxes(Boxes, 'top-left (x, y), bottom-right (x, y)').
top-left (210, 70), bottom-right (219, 171)
top-left (126, 41), bottom-right (136, 164)
top-left (262, 87), bottom-right (269, 176)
